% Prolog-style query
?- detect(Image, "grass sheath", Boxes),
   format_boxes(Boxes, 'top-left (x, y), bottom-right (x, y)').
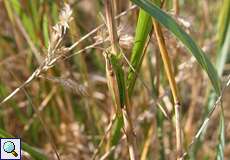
top-left (153, 20), bottom-right (183, 159)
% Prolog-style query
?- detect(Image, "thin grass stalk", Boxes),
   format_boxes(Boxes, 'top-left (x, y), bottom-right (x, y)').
top-left (152, 21), bottom-right (183, 159)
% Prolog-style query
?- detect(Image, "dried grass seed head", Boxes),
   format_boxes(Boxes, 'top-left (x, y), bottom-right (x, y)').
top-left (49, 4), bottom-right (73, 50)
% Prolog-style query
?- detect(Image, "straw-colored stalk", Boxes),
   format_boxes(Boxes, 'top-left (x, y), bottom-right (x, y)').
top-left (152, 20), bottom-right (183, 159)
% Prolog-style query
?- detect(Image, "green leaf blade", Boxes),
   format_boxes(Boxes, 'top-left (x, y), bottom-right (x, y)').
top-left (127, 9), bottom-right (152, 95)
top-left (216, 113), bottom-right (225, 160)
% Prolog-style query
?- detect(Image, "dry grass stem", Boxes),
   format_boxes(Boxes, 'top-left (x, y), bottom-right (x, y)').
top-left (153, 20), bottom-right (183, 159)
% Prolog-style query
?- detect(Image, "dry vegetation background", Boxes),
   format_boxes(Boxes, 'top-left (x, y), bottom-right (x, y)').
top-left (0, 0), bottom-right (229, 160)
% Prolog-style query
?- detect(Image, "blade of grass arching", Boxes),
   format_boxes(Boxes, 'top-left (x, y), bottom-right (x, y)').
top-left (127, 9), bottom-right (152, 95)
top-left (131, 0), bottom-right (221, 95)
top-left (0, 128), bottom-right (48, 160)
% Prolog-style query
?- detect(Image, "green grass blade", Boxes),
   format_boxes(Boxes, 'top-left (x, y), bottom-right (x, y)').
top-left (0, 128), bottom-right (48, 160)
top-left (131, 0), bottom-right (221, 95)
top-left (216, 113), bottom-right (225, 160)
top-left (127, 9), bottom-right (152, 95)
top-left (217, 0), bottom-right (230, 48)
top-left (215, 1), bottom-right (230, 158)
top-left (216, 22), bottom-right (230, 77)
